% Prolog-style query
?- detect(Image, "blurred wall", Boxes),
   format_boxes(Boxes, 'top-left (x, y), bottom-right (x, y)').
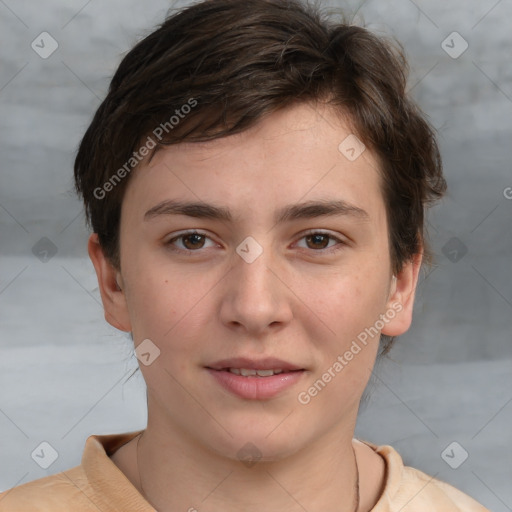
top-left (0, 0), bottom-right (511, 509)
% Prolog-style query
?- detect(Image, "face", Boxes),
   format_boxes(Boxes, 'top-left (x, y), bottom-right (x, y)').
top-left (90, 102), bottom-right (421, 461)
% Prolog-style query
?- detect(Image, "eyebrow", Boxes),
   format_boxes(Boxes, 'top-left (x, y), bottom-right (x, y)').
top-left (143, 199), bottom-right (370, 224)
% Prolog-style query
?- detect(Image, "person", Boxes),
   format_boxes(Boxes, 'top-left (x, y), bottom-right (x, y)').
top-left (0, 0), bottom-right (491, 510)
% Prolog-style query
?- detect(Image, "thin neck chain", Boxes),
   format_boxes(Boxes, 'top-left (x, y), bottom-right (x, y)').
top-left (136, 432), bottom-right (360, 512)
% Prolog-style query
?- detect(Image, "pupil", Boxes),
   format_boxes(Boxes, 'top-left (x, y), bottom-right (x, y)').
top-left (308, 234), bottom-right (328, 249)
top-left (184, 234), bottom-right (204, 249)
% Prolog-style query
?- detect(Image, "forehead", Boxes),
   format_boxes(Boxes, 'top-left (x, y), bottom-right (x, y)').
top-left (122, 102), bottom-right (386, 226)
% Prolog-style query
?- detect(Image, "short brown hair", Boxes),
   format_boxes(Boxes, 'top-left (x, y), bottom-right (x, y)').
top-left (74, 0), bottom-right (446, 353)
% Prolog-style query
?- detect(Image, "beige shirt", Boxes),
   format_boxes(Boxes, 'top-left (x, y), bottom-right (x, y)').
top-left (0, 430), bottom-right (490, 511)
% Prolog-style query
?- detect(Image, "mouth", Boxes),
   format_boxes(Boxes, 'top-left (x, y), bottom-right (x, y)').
top-left (205, 358), bottom-right (306, 400)
top-left (210, 367), bottom-right (303, 377)
top-left (206, 357), bottom-right (305, 373)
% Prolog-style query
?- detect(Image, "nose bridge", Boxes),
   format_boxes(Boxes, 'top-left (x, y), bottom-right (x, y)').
top-left (220, 237), bottom-right (292, 332)
top-left (234, 243), bottom-right (276, 306)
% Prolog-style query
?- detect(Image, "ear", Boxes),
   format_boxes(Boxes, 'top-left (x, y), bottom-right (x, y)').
top-left (381, 250), bottom-right (423, 337)
top-left (88, 233), bottom-right (132, 332)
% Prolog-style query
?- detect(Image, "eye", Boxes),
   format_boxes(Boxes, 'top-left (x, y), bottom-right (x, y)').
top-left (166, 230), bottom-right (217, 252)
top-left (165, 230), bottom-right (346, 255)
top-left (295, 231), bottom-right (346, 253)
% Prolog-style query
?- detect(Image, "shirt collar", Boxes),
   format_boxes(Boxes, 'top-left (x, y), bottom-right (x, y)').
top-left (80, 431), bottom-right (400, 512)
top-left (81, 429), bottom-right (155, 511)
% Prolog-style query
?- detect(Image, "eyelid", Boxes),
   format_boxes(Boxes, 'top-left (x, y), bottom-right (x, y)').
top-left (166, 228), bottom-right (206, 239)
top-left (293, 229), bottom-right (348, 253)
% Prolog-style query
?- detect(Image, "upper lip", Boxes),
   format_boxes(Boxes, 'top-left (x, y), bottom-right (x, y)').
top-left (206, 357), bottom-right (304, 371)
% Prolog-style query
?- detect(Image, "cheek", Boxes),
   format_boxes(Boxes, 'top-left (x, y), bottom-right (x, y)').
top-left (124, 258), bottom-right (215, 353)
top-left (305, 272), bottom-right (387, 339)
top-left (303, 275), bottom-right (388, 394)
top-left (126, 271), bottom-right (207, 390)
top-left (304, 282), bottom-right (386, 404)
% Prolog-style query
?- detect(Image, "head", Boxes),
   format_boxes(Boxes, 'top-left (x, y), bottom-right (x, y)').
top-left (76, 0), bottom-right (445, 459)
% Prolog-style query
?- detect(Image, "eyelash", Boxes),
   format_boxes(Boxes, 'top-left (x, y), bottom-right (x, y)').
top-left (165, 229), bottom-right (347, 255)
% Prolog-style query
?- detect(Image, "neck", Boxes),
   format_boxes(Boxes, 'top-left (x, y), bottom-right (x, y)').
top-left (135, 423), bottom-right (360, 512)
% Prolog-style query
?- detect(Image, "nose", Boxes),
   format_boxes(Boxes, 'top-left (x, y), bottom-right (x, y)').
top-left (219, 245), bottom-right (293, 336)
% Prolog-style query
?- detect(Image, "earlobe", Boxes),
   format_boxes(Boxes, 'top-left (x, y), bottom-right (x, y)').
top-left (381, 251), bottom-right (423, 337)
top-left (87, 234), bottom-right (132, 332)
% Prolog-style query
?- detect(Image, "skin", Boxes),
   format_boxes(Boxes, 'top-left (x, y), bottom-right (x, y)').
top-left (89, 102), bottom-right (422, 512)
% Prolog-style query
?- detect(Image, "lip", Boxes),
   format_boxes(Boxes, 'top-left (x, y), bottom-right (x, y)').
top-left (206, 368), bottom-right (305, 400)
top-left (206, 357), bottom-right (304, 372)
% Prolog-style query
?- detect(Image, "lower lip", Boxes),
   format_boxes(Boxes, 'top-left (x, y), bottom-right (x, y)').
top-left (206, 368), bottom-right (305, 400)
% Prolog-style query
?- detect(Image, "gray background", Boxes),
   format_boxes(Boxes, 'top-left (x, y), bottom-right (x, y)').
top-left (0, 0), bottom-right (511, 510)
